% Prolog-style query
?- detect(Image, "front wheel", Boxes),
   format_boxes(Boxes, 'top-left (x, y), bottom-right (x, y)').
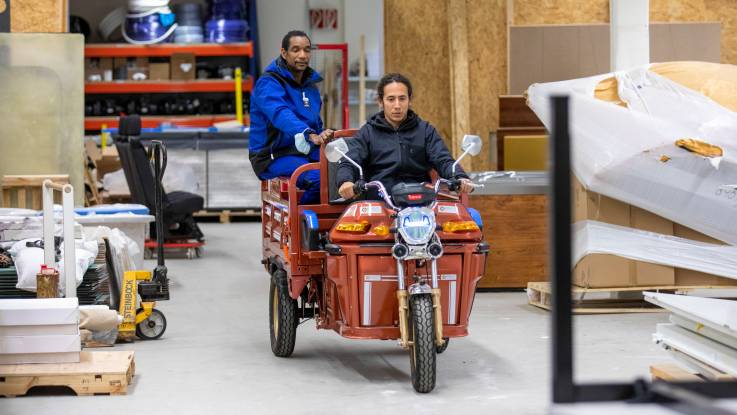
top-left (135, 308), bottom-right (167, 340)
top-left (436, 337), bottom-right (450, 354)
top-left (409, 294), bottom-right (437, 393)
top-left (269, 271), bottom-right (297, 357)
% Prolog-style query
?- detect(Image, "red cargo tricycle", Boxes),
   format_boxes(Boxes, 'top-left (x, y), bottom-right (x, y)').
top-left (260, 130), bottom-right (488, 393)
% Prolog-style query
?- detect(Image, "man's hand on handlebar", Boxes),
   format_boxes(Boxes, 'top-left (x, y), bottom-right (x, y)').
top-left (458, 178), bottom-right (475, 194)
top-left (309, 129), bottom-right (335, 146)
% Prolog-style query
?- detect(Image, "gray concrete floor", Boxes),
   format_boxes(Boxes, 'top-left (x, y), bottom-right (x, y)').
top-left (2, 222), bottom-right (673, 415)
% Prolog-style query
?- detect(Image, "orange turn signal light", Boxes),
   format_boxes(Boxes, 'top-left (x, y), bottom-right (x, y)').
top-left (442, 221), bottom-right (480, 233)
top-left (372, 225), bottom-right (390, 236)
top-left (336, 220), bottom-right (371, 233)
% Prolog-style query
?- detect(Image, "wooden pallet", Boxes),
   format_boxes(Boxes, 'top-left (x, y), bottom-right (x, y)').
top-left (525, 281), bottom-right (737, 314)
top-left (0, 351), bottom-right (135, 397)
top-left (650, 362), bottom-right (736, 382)
top-left (194, 208), bottom-right (260, 223)
top-left (650, 363), bottom-right (704, 382)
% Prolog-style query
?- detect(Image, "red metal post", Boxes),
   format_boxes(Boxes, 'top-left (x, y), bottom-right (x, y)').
top-left (315, 43), bottom-right (350, 129)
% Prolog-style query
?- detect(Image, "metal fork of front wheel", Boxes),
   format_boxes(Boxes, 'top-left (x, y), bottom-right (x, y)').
top-left (430, 259), bottom-right (445, 347)
top-left (396, 259), bottom-right (410, 348)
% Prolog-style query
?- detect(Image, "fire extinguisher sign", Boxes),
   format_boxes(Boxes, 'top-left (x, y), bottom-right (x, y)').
top-left (310, 9), bottom-right (338, 30)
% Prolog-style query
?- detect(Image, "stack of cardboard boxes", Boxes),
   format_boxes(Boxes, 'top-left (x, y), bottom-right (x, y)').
top-left (0, 298), bottom-right (81, 364)
top-left (84, 53), bottom-right (196, 82)
top-left (572, 176), bottom-right (734, 288)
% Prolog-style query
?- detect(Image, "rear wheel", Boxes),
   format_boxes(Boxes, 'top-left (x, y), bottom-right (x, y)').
top-left (408, 294), bottom-right (437, 393)
top-left (269, 270), bottom-right (297, 357)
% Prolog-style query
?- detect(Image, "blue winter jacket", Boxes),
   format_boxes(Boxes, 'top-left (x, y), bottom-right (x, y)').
top-left (248, 57), bottom-right (324, 177)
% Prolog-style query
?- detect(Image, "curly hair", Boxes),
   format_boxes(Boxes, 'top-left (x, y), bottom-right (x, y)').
top-left (377, 73), bottom-right (413, 100)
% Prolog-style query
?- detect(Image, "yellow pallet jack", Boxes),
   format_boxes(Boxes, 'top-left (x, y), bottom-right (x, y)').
top-left (116, 117), bottom-right (170, 341)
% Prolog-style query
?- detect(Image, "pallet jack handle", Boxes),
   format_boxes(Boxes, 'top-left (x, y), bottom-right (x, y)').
top-left (148, 140), bottom-right (168, 281)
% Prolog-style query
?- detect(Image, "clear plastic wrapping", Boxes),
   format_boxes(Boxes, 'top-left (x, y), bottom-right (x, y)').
top-left (574, 220), bottom-right (737, 280)
top-left (527, 63), bottom-right (737, 245)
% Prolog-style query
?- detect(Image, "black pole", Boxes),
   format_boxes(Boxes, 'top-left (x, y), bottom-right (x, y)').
top-left (153, 142), bottom-right (165, 267)
top-left (550, 95), bottom-right (575, 403)
top-left (0, 0), bottom-right (10, 32)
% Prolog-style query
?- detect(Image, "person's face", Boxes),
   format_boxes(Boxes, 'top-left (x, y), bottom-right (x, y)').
top-left (280, 36), bottom-right (311, 73)
top-left (379, 82), bottom-right (410, 126)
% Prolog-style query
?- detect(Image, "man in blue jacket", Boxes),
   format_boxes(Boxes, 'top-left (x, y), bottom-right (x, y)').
top-left (249, 30), bottom-right (333, 204)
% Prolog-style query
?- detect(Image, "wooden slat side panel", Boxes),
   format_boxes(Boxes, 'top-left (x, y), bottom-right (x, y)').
top-left (473, 194), bottom-right (548, 288)
top-left (499, 95), bottom-right (544, 128)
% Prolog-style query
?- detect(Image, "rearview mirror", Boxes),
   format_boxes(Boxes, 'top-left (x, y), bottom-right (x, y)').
top-left (325, 138), bottom-right (349, 163)
top-left (461, 135), bottom-right (482, 156)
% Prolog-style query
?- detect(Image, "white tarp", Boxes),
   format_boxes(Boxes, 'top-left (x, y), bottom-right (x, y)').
top-left (527, 65), bottom-right (737, 245)
top-left (575, 221), bottom-right (737, 280)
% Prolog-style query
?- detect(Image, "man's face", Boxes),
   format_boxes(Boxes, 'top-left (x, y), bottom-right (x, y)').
top-left (281, 36), bottom-right (311, 73)
top-left (379, 82), bottom-right (410, 126)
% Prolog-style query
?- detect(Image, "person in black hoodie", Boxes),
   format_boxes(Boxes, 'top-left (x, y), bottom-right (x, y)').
top-left (336, 73), bottom-right (474, 200)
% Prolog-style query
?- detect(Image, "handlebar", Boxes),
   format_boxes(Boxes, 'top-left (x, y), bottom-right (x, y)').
top-left (433, 178), bottom-right (484, 193)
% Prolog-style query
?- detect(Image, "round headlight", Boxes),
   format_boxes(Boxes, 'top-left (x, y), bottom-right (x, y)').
top-left (397, 207), bottom-right (436, 245)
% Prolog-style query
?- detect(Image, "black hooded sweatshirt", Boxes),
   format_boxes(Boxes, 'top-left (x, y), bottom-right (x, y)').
top-left (336, 110), bottom-right (468, 197)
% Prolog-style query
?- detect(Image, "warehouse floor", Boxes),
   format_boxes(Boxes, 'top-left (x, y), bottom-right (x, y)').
top-left (2, 223), bottom-right (672, 415)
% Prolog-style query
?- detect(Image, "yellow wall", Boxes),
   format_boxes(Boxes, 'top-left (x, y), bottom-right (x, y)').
top-left (385, 0), bottom-right (737, 171)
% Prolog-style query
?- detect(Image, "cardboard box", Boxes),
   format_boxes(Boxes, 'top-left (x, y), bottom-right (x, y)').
top-left (134, 57), bottom-right (149, 68)
top-left (675, 269), bottom-right (737, 286)
top-left (630, 206), bottom-right (673, 235)
top-left (572, 176), bottom-right (675, 235)
top-left (0, 298), bottom-right (79, 327)
top-left (99, 58), bottom-right (113, 72)
top-left (149, 62), bottom-right (170, 80)
top-left (113, 57), bottom-right (127, 70)
top-left (171, 53), bottom-right (196, 80)
top-left (674, 223), bottom-right (726, 245)
top-left (96, 146), bottom-right (121, 181)
top-left (574, 254), bottom-right (674, 288)
top-left (572, 175), bottom-right (630, 226)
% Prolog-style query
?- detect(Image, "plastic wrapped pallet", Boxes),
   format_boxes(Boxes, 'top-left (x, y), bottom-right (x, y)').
top-left (527, 62), bottom-right (737, 245)
top-left (574, 221), bottom-right (737, 287)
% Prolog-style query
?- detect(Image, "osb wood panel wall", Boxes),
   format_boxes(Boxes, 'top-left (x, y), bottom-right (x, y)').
top-left (385, 0), bottom-right (737, 171)
top-left (384, 0), bottom-right (452, 152)
top-left (11, 0), bottom-right (67, 32)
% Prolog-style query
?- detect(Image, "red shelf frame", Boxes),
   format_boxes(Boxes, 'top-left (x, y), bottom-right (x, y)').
top-left (85, 78), bottom-right (253, 94)
top-left (84, 42), bottom-right (253, 58)
top-left (84, 115), bottom-right (247, 130)
top-left (314, 44), bottom-right (349, 129)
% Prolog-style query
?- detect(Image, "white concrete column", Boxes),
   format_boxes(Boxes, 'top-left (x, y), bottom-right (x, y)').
top-left (610, 0), bottom-right (650, 71)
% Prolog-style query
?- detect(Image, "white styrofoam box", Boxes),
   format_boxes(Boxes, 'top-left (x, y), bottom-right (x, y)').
top-left (0, 298), bottom-right (79, 326)
top-left (0, 334), bottom-right (81, 354)
top-left (76, 213), bottom-right (153, 269)
top-left (0, 324), bottom-right (79, 337)
top-left (0, 352), bottom-right (81, 365)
